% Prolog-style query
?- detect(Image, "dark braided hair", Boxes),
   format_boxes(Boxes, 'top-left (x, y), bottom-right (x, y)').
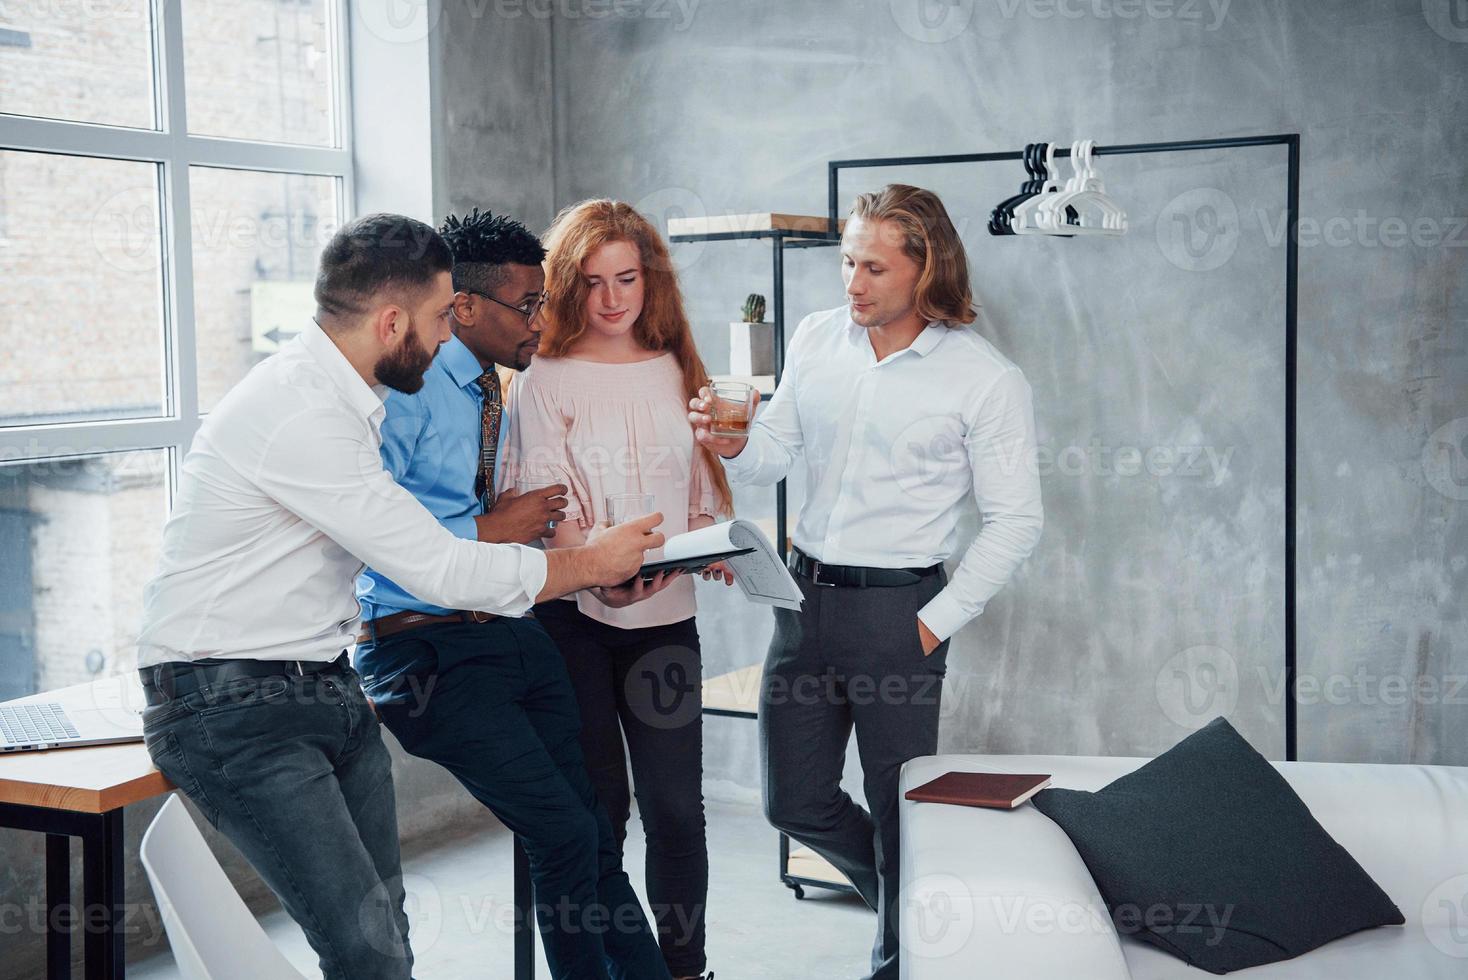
top-left (438, 208), bottom-right (546, 294)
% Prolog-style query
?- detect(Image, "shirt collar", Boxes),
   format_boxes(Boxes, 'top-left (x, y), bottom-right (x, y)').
top-left (437, 332), bottom-right (490, 390)
top-left (909, 321), bottom-right (948, 357)
top-left (299, 319), bottom-right (389, 422)
top-left (845, 315), bottom-right (949, 361)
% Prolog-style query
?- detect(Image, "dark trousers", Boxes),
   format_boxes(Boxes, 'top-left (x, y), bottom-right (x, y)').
top-left (141, 659), bottom-right (412, 980)
top-left (534, 600), bottom-right (708, 979)
top-left (357, 617), bottom-right (672, 980)
top-left (759, 570), bottom-right (950, 980)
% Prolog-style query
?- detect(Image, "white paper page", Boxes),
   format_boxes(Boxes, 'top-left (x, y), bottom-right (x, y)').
top-left (654, 520), bottom-right (803, 609)
top-left (661, 522), bottom-right (738, 562)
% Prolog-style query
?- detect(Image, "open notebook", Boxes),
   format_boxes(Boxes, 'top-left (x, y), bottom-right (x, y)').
top-left (632, 519), bottom-right (803, 610)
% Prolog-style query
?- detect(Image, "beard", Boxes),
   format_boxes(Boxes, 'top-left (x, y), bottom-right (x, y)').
top-left (851, 297), bottom-right (914, 330)
top-left (374, 326), bottom-right (436, 394)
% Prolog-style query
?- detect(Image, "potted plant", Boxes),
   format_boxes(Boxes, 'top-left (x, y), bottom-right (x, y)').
top-left (729, 293), bottom-right (772, 376)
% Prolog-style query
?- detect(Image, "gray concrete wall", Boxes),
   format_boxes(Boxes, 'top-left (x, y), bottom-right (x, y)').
top-left (524, 0), bottom-right (1467, 786)
top-left (433, 0), bottom-right (557, 233)
top-left (6, 3), bottom-right (1464, 976)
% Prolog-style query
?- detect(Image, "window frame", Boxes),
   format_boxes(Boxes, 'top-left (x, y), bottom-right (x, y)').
top-left (0, 0), bottom-right (355, 482)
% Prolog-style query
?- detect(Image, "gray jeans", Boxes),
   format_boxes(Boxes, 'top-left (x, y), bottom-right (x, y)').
top-left (141, 660), bottom-right (412, 980)
top-left (759, 568), bottom-right (950, 980)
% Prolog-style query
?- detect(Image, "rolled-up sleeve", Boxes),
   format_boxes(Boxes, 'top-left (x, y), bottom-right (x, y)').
top-left (917, 367), bottom-right (1044, 642)
top-left (247, 404), bottom-right (547, 615)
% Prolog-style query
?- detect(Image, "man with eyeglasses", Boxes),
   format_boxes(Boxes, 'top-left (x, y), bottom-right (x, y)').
top-left (354, 209), bottom-right (673, 980)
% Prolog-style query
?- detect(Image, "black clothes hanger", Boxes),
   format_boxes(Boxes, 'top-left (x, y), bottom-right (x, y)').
top-left (988, 142), bottom-right (1046, 236)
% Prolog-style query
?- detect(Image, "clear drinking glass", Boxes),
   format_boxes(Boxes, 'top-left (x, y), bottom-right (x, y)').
top-left (709, 380), bottom-right (757, 437)
top-left (605, 492), bottom-right (661, 562)
top-left (604, 492), bottom-right (656, 526)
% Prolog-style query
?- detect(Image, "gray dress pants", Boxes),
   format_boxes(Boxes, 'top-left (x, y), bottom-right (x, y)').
top-left (759, 566), bottom-right (951, 980)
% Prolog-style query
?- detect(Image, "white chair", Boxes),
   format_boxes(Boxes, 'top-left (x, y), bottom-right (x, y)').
top-left (140, 794), bottom-right (307, 980)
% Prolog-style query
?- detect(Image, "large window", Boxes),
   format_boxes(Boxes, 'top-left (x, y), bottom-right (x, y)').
top-left (0, 0), bottom-right (351, 694)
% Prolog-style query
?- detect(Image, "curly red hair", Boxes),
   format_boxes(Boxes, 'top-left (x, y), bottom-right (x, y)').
top-left (539, 199), bottom-right (734, 519)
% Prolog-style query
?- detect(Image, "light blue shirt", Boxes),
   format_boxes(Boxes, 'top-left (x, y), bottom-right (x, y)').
top-left (355, 333), bottom-right (510, 621)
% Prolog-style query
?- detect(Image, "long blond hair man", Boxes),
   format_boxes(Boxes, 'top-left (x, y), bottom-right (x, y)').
top-left (690, 184), bottom-right (1045, 980)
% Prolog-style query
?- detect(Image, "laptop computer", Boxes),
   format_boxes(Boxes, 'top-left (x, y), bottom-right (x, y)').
top-left (0, 695), bottom-right (144, 753)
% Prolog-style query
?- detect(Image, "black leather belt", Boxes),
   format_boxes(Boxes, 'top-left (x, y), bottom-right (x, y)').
top-left (788, 546), bottom-right (942, 588)
top-left (139, 652), bottom-right (350, 705)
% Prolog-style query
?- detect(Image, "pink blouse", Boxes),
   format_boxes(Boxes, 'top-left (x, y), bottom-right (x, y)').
top-left (507, 352), bottom-right (721, 629)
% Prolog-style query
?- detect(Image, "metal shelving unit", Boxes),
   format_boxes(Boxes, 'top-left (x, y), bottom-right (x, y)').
top-left (675, 213), bottom-right (855, 899)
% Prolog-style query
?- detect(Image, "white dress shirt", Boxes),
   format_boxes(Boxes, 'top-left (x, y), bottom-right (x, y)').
top-left (135, 321), bottom-right (548, 666)
top-left (723, 305), bottom-right (1043, 642)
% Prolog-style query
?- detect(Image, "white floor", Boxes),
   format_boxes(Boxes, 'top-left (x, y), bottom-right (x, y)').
top-left (129, 797), bottom-right (877, 979)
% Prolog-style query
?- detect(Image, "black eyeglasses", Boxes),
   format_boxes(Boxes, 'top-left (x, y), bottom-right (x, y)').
top-left (468, 289), bottom-right (547, 322)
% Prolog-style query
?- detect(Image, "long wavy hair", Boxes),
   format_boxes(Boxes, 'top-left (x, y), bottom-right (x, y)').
top-left (851, 184), bottom-right (977, 325)
top-left (539, 198), bottom-right (734, 518)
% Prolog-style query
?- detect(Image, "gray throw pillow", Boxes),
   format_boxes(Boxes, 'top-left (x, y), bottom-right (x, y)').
top-left (1032, 717), bottom-right (1404, 974)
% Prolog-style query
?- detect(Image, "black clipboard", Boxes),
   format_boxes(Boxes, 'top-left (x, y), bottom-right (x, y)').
top-left (622, 546), bottom-right (756, 586)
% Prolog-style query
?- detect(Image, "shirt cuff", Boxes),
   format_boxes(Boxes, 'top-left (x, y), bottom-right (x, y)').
top-left (516, 545), bottom-right (549, 615)
top-left (444, 514), bottom-right (478, 541)
top-left (720, 446), bottom-right (759, 483)
top-left (916, 587), bottom-right (979, 644)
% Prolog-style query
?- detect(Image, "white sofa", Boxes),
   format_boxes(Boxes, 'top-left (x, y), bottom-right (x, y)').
top-left (898, 753), bottom-right (1468, 979)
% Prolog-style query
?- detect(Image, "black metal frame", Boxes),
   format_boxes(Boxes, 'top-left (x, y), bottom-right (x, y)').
top-left (0, 800), bottom-right (126, 980)
top-left (513, 838), bottom-right (533, 979)
top-left (701, 705), bottom-right (758, 721)
top-left (674, 132), bottom-right (1301, 901)
top-left (669, 228), bottom-right (853, 898)
top-left (825, 134), bottom-right (1301, 760)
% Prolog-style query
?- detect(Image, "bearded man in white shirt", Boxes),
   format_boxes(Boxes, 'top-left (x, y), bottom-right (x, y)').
top-left (689, 184), bottom-right (1044, 980)
top-left (135, 212), bottom-right (666, 980)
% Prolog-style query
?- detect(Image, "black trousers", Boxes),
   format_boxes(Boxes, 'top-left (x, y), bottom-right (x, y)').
top-left (534, 599), bottom-right (708, 979)
top-left (759, 569), bottom-right (950, 980)
top-left (356, 618), bottom-right (671, 980)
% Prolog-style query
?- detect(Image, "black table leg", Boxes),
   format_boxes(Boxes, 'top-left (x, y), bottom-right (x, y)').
top-left (81, 809), bottom-right (125, 980)
top-left (513, 836), bottom-right (533, 980)
top-left (0, 802), bottom-right (126, 980)
top-left (47, 833), bottom-right (72, 980)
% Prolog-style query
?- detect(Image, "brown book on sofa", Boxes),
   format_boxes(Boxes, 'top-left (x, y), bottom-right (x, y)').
top-left (904, 771), bottom-right (1052, 809)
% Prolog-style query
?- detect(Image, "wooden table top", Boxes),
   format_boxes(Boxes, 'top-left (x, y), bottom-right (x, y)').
top-left (0, 676), bottom-right (171, 814)
top-left (703, 663), bottom-right (763, 716)
top-left (2, 663), bottom-right (769, 812)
